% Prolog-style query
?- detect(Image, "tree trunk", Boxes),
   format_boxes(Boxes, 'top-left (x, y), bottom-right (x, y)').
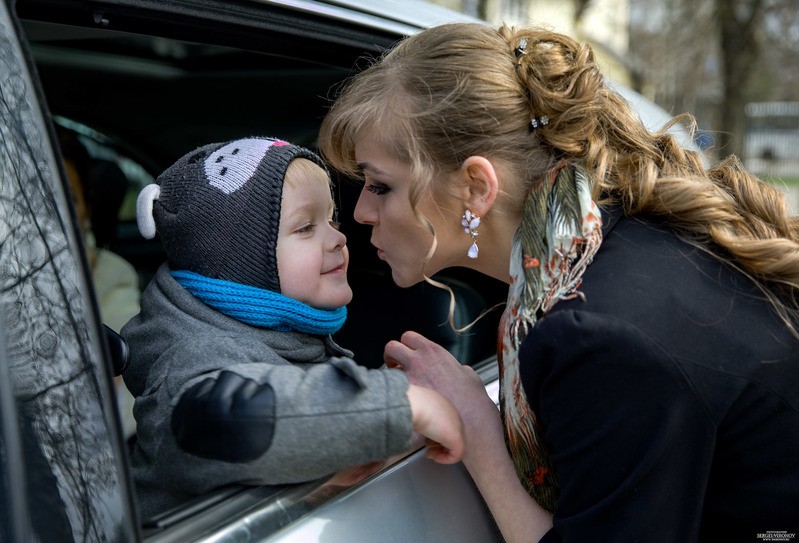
top-left (716, 0), bottom-right (766, 158)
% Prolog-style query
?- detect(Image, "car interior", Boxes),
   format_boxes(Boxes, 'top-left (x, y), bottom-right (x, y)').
top-left (18, 10), bottom-right (507, 370)
top-left (13, 5), bottom-right (507, 532)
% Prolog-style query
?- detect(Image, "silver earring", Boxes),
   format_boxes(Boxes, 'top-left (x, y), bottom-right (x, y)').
top-left (462, 210), bottom-right (481, 259)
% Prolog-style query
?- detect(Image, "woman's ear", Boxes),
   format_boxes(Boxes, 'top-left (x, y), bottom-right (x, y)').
top-left (460, 156), bottom-right (499, 217)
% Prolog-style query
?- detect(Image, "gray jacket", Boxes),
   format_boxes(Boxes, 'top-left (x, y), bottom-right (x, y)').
top-left (122, 265), bottom-right (412, 517)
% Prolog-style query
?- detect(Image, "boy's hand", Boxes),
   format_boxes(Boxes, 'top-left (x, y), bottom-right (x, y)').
top-left (406, 384), bottom-right (465, 464)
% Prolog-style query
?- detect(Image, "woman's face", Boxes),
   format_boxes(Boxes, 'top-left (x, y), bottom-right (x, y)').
top-left (353, 134), bottom-right (467, 287)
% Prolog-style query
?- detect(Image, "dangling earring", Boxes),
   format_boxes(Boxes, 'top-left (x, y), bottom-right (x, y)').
top-left (462, 210), bottom-right (481, 259)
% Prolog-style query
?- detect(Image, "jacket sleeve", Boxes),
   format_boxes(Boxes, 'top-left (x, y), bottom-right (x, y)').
top-left (172, 370), bottom-right (278, 463)
top-left (520, 310), bottom-right (715, 543)
top-left (146, 340), bottom-right (412, 495)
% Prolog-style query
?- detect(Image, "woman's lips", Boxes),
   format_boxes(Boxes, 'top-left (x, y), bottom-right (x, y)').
top-left (370, 238), bottom-right (387, 260)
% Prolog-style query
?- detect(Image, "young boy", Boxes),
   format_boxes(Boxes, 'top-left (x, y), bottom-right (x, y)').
top-left (123, 137), bottom-right (463, 517)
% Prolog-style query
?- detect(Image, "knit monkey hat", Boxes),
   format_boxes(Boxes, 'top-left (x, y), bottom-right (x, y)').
top-left (137, 137), bottom-right (328, 292)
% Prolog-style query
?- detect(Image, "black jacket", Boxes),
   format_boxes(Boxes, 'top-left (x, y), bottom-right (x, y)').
top-left (521, 207), bottom-right (799, 543)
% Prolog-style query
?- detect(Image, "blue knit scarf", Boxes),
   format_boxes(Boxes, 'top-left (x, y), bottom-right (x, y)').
top-left (171, 270), bottom-right (347, 335)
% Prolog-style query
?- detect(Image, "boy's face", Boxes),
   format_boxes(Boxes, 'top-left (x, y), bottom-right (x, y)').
top-left (276, 161), bottom-right (352, 309)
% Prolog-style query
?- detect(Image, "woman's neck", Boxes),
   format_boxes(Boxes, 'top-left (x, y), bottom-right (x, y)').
top-left (467, 210), bottom-right (520, 285)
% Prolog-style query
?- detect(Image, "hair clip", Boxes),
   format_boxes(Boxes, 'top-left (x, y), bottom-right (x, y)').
top-left (514, 38), bottom-right (528, 61)
top-left (529, 115), bottom-right (549, 130)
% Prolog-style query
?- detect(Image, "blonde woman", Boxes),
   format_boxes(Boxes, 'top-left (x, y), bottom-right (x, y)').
top-left (319, 22), bottom-right (799, 543)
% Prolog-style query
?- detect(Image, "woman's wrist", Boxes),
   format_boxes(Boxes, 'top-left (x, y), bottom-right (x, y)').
top-left (459, 393), bottom-right (503, 466)
top-left (457, 396), bottom-right (553, 543)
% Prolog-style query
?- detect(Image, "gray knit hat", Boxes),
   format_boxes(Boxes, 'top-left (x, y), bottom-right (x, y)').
top-left (136, 137), bottom-right (328, 292)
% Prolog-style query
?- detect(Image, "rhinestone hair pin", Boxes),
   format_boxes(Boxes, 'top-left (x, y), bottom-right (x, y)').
top-left (529, 115), bottom-right (549, 131)
top-left (513, 38), bottom-right (548, 132)
top-left (514, 38), bottom-right (528, 62)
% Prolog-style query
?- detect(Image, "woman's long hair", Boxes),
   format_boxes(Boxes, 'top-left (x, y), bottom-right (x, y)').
top-left (319, 22), bottom-right (799, 335)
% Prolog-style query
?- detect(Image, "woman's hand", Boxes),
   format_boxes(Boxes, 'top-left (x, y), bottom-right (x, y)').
top-left (388, 331), bottom-right (553, 543)
top-left (386, 331), bottom-right (500, 462)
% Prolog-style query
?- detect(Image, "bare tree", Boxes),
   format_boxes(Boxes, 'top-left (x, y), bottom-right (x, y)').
top-left (716, 0), bottom-right (768, 157)
top-left (469, 0), bottom-right (533, 21)
top-left (629, 0), bottom-right (799, 159)
top-left (629, 0), bottom-right (716, 124)
top-left (574, 0), bottom-right (595, 23)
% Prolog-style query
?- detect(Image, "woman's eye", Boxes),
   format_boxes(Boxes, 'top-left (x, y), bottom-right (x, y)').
top-left (365, 183), bottom-right (389, 195)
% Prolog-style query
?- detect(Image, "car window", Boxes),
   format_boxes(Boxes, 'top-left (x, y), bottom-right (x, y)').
top-left (0, 2), bottom-right (139, 540)
top-left (55, 116), bottom-right (156, 224)
top-left (20, 11), bottom-right (508, 368)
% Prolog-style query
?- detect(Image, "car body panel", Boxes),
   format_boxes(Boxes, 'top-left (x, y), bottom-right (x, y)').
top-left (261, 0), bottom-right (480, 34)
top-left (261, 453), bottom-right (502, 543)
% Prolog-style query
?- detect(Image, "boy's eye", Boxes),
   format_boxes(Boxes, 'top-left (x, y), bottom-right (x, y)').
top-left (329, 219), bottom-right (341, 230)
top-left (365, 183), bottom-right (389, 195)
top-left (295, 224), bottom-right (315, 234)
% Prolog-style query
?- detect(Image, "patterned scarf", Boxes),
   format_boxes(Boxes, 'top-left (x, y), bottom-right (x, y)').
top-left (498, 164), bottom-right (603, 513)
top-left (171, 269), bottom-right (347, 335)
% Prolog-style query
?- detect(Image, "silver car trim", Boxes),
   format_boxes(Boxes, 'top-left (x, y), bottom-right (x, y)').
top-left (145, 358), bottom-right (501, 542)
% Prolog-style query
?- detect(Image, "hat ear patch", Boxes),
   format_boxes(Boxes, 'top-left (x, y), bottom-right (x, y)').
top-left (136, 183), bottom-right (161, 239)
top-left (204, 138), bottom-right (278, 195)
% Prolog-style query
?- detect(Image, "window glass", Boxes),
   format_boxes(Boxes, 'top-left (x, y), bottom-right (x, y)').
top-left (0, 5), bottom-right (136, 541)
top-left (54, 116), bottom-right (155, 223)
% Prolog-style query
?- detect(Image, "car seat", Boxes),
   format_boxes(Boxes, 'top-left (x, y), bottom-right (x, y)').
top-left (90, 159), bottom-right (128, 249)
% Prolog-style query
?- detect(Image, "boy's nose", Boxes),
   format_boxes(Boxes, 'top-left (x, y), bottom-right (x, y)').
top-left (330, 227), bottom-right (347, 251)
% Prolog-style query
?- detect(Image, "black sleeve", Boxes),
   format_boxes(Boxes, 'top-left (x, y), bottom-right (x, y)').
top-left (171, 370), bottom-right (276, 463)
top-left (520, 310), bottom-right (715, 543)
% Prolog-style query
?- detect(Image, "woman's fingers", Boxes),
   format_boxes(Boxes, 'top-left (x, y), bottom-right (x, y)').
top-left (386, 332), bottom-right (488, 413)
top-left (384, 331), bottom-right (460, 372)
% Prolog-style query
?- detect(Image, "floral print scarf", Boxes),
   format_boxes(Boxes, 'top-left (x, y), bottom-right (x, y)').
top-left (498, 164), bottom-right (603, 513)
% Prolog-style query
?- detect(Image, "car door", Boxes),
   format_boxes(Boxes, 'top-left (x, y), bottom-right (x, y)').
top-left (0, 1), bottom-right (140, 540)
top-left (3, 1), bottom-right (504, 542)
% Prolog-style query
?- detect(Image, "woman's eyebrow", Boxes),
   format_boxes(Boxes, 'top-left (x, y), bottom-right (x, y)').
top-left (356, 162), bottom-right (385, 175)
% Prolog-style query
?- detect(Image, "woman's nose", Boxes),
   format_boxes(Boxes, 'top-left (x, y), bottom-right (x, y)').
top-left (353, 189), bottom-right (376, 225)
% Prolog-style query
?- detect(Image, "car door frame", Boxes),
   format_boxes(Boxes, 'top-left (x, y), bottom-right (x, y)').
top-left (1, 1), bottom-right (142, 540)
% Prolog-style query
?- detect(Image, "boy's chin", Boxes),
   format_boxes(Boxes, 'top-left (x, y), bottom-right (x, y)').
top-left (319, 291), bottom-right (353, 309)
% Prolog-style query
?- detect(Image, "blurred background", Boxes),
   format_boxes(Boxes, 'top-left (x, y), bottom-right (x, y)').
top-left (427, 0), bottom-right (799, 213)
